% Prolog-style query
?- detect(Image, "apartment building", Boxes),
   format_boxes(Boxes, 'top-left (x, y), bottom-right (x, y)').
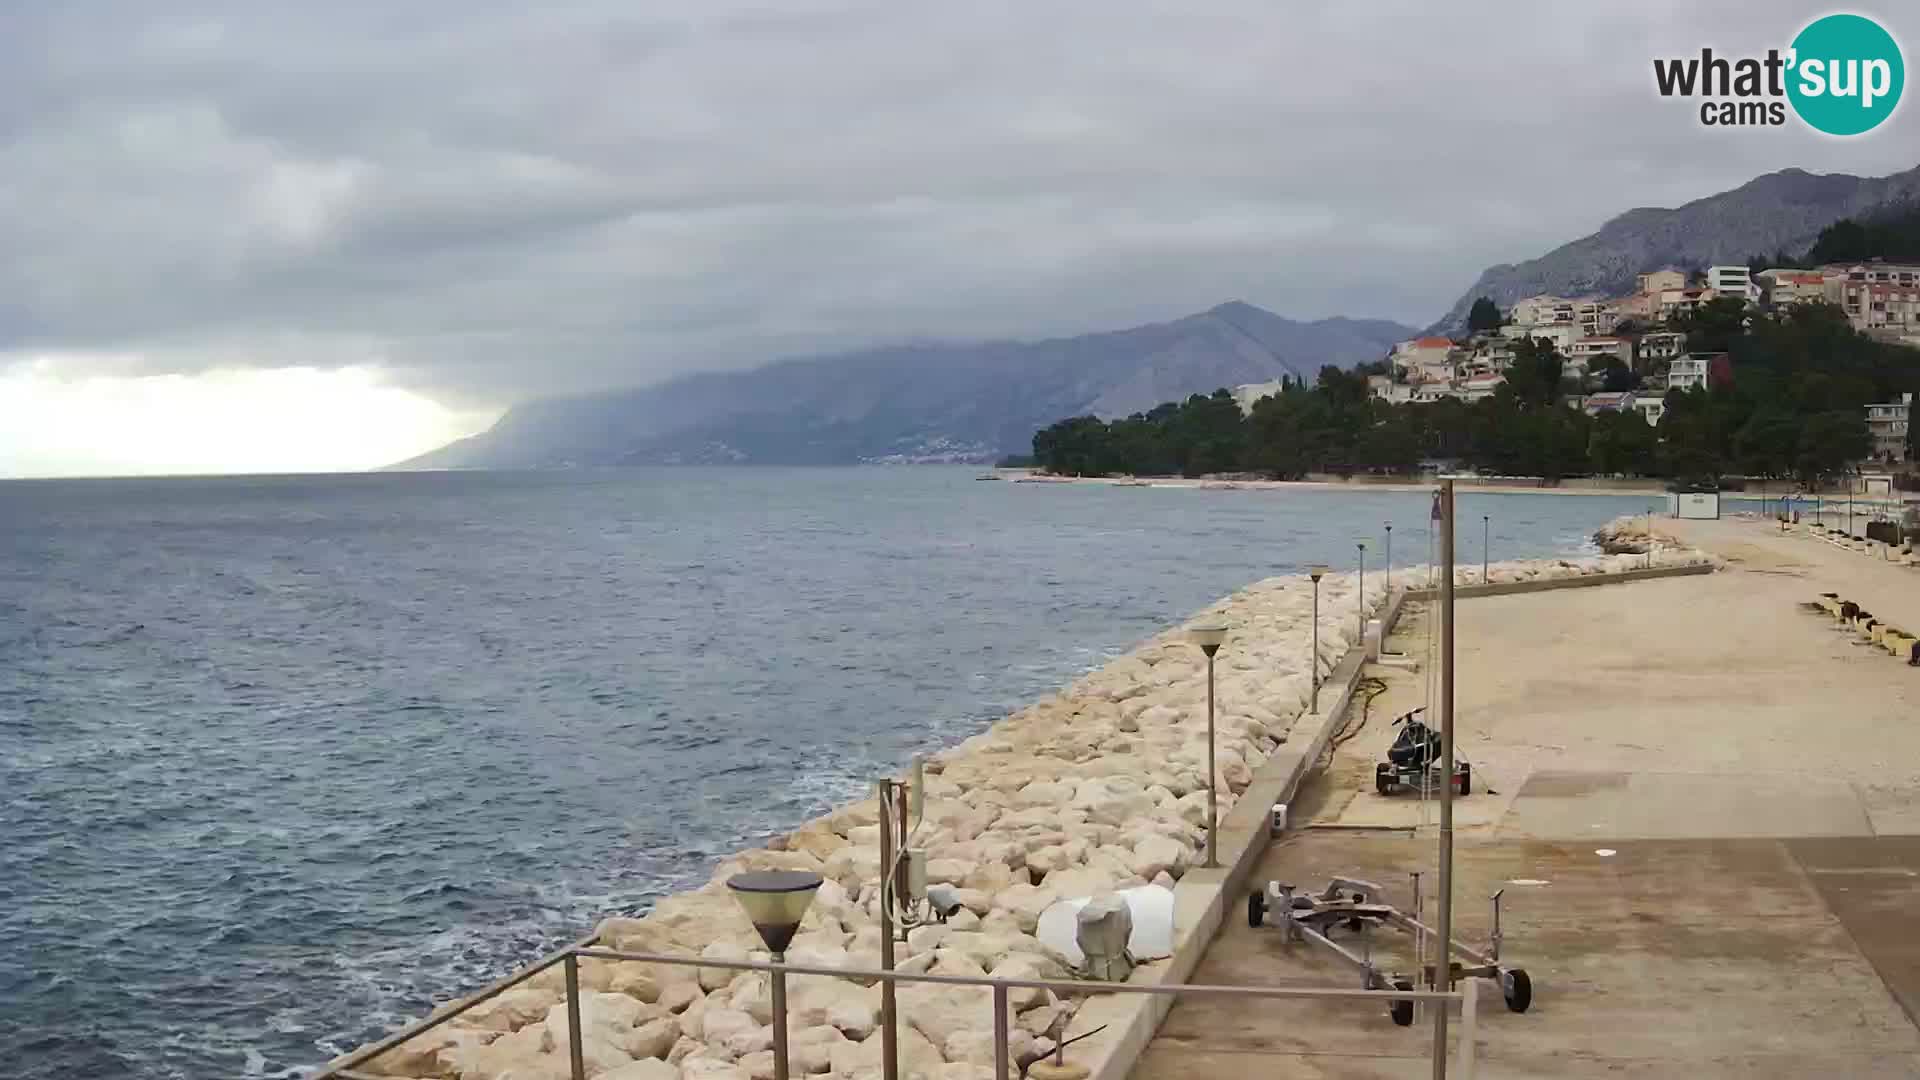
top-left (1656, 287), bottom-right (1719, 320)
top-left (1866, 392), bottom-right (1912, 465)
top-left (1636, 269), bottom-right (1687, 294)
top-left (1757, 269), bottom-right (1828, 306)
top-left (1568, 336), bottom-right (1631, 369)
top-left (1706, 265), bottom-right (1754, 300)
top-left (1637, 331), bottom-right (1687, 364)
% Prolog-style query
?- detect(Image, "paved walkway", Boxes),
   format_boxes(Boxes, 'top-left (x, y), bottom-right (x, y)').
top-left (1131, 520), bottom-right (1920, 1078)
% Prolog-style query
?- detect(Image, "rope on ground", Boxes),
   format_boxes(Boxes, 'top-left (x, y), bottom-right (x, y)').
top-left (1324, 675), bottom-right (1389, 763)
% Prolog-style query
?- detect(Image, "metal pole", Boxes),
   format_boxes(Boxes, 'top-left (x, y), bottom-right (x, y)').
top-left (1385, 524), bottom-right (1393, 592)
top-left (1481, 515), bottom-right (1488, 584)
top-left (1432, 478), bottom-right (1457, 1080)
top-left (876, 780), bottom-right (898, 1080)
top-left (1310, 579), bottom-right (1321, 713)
top-left (1357, 542), bottom-right (1367, 640)
top-left (992, 983), bottom-right (1010, 1080)
top-left (772, 954), bottom-right (790, 1080)
top-left (563, 955), bottom-right (586, 1080)
top-left (1204, 650), bottom-right (1219, 868)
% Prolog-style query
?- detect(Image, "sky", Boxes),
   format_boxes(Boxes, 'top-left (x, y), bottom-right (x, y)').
top-left (2, 2), bottom-right (1917, 478)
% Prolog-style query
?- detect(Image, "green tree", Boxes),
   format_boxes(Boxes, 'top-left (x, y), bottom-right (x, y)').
top-left (1466, 297), bottom-right (1503, 333)
top-left (1503, 337), bottom-right (1565, 407)
top-left (1794, 410), bottom-right (1870, 483)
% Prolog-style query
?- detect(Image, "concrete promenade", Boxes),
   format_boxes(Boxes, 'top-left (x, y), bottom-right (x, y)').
top-left (1132, 514), bottom-right (1920, 1078)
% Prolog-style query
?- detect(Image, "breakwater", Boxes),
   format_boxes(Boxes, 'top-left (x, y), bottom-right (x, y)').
top-left (338, 516), bottom-right (1714, 1080)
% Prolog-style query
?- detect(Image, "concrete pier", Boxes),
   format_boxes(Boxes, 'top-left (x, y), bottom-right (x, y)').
top-left (1133, 514), bottom-right (1920, 1078)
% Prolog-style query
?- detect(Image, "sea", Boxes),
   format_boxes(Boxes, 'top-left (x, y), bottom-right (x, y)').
top-left (0, 467), bottom-right (1659, 1078)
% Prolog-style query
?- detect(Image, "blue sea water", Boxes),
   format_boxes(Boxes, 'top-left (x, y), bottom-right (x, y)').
top-left (0, 468), bottom-right (1655, 1078)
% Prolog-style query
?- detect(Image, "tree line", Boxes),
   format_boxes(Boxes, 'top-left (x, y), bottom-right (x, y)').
top-left (1030, 302), bottom-right (1915, 485)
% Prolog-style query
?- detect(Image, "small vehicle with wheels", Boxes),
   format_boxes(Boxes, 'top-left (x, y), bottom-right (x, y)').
top-left (1246, 875), bottom-right (1533, 1024)
top-left (1375, 707), bottom-right (1471, 797)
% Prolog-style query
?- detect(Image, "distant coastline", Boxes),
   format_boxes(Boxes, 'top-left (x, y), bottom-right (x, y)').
top-left (992, 468), bottom-right (1676, 499)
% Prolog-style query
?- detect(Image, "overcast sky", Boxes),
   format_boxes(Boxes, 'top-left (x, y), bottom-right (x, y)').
top-left (2, 1), bottom-right (1916, 476)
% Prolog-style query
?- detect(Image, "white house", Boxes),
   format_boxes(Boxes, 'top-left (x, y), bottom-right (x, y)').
top-left (1666, 355), bottom-right (1711, 392)
top-left (1706, 265), bottom-right (1754, 300)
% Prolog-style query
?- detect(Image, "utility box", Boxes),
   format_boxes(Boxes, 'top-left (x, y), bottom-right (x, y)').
top-left (1669, 491), bottom-right (1721, 519)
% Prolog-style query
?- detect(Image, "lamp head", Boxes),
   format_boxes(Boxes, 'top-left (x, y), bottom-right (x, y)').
top-left (727, 870), bottom-right (823, 955)
top-left (1308, 564), bottom-right (1329, 583)
top-left (1189, 622), bottom-right (1227, 657)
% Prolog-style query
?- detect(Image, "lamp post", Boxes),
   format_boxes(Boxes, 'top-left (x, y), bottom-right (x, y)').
top-left (1481, 515), bottom-right (1489, 584)
top-left (1308, 566), bottom-right (1328, 714)
top-left (728, 870), bottom-right (824, 1080)
top-left (1356, 542), bottom-right (1367, 641)
top-left (1190, 622), bottom-right (1227, 869)
top-left (1384, 523), bottom-right (1393, 591)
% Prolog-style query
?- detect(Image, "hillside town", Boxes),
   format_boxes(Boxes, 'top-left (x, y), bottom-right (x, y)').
top-left (1342, 263), bottom-right (1919, 462)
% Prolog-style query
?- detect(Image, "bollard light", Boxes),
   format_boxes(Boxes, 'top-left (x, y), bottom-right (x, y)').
top-left (729, 870), bottom-right (823, 1080)
top-left (1190, 622), bottom-right (1228, 868)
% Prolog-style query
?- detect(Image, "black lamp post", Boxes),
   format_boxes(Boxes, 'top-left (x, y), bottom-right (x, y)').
top-left (1190, 622), bottom-right (1227, 868)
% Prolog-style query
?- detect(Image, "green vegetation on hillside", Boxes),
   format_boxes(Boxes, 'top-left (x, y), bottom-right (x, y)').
top-left (1030, 303), bottom-right (1911, 485)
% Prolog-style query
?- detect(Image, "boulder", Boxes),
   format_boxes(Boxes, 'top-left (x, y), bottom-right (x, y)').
top-left (679, 1058), bottom-right (750, 1080)
top-left (1129, 835), bottom-right (1190, 880)
top-left (990, 884), bottom-right (1058, 934)
top-left (699, 942), bottom-right (751, 993)
top-left (701, 1007), bottom-right (758, 1045)
top-left (464, 987), bottom-right (556, 1033)
top-left (628, 1017), bottom-right (682, 1060)
top-left (829, 1025), bottom-right (944, 1079)
top-left (604, 1060), bottom-right (682, 1080)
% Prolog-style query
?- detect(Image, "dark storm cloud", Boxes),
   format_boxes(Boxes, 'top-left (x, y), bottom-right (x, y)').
top-left (2, 1), bottom-right (1916, 405)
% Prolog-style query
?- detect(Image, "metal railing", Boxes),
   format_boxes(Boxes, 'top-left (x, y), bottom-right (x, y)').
top-left (314, 940), bottom-right (1482, 1080)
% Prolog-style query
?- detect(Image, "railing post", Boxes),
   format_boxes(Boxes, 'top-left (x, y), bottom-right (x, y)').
top-left (1459, 979), bottom-right (1478, 1080)
top-left (992, 982), bottom-right (1010, 1080)
top-left (563, 953), bottom-right (586, 1080)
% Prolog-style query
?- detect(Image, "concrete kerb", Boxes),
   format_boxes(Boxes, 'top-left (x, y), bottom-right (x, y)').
top-left (1402, 560), bottom-right (1715, 602)
top-left (1076, 561), bottom-right (1720, 1080)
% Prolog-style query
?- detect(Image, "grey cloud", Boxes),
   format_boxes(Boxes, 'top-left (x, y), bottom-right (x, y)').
top-left (2, 0), bottom-right (1916, 405)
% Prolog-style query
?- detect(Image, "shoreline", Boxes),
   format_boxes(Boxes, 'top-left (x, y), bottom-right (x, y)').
top-left (995, 470), bottom-right (1674, 499)
top-left (335, 517), bottom-right (1716, 1080)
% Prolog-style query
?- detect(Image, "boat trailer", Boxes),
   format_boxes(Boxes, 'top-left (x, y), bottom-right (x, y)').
top-left (1248, 875), bottom-right (1533, 1025)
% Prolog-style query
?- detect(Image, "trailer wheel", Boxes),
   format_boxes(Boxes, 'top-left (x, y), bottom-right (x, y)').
top-left (1390, 979), bottom-right (1415, 1026)
top-left (1375, 763), bottom-right (1394, 795)
top-left (1457, 762), bottom-right (1472, 796)
top-left (1502, 968), bottom-right (1532, 1013)
top-left (1247, 890), bottom-right (1265, 929)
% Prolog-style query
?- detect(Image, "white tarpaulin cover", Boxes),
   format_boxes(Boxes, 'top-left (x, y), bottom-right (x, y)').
top-left (1035, 884), bottom-right (1176, 967)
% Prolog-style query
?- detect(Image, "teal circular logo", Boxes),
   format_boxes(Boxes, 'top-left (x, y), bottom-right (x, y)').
top-left (1787, 14), bottom-right (1904, 135)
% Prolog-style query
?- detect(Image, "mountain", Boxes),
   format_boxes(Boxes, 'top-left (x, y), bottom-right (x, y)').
top-left (1430, 165), bottom-right (1920, 334)
top-left (396, 302), bottom-right (1416, 468)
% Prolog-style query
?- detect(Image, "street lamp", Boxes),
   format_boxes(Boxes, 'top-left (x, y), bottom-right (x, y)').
top-left (1384, 523), bottom-right (1393, 591)
top-left (1190, 621), bottom-right (1228, 869)
top-left (1308, 566), bottom-right (1328, 714)
top-left (1482, 515), bottom-right (1490, 584)
top-left (1356, 542), bottom-right (1367, 640)
top-left (729, 870), bottom-right (824, 1080)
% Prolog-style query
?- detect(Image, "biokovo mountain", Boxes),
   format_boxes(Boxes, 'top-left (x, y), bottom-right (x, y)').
top-left (1429, 165), bottom-right (1920, 335)
top-left (395, 303), bottom-right (1415, 468)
